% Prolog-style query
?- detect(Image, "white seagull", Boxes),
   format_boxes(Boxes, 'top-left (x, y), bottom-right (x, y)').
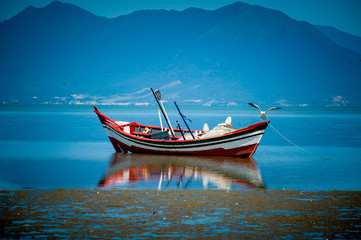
top-left (248, 103), bottom-right (281, 121)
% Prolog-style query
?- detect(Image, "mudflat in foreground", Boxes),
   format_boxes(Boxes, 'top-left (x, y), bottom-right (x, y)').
top-left (1, 190), bottom-right (360, 239)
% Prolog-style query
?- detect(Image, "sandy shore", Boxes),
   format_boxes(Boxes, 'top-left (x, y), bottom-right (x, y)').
top-left (1, 189), bottom-right (360, 239)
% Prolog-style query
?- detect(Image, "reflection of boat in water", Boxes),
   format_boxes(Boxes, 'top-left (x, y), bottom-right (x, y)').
top-left (98, 153), bottom-right (265, 190)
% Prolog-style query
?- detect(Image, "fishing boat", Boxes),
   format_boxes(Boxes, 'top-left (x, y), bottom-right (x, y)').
top-left (93, 106), bottom-right (269, 157)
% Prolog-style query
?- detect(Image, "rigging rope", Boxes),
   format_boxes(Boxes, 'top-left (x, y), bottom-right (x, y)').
top-left (269, 123), bottom-right (330, 160)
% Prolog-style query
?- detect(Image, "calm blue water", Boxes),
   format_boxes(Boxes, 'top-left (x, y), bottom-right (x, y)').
top-left (0, 104), bottom-right (360, 191)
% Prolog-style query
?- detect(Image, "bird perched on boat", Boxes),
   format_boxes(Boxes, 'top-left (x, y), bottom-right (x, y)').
top-left (248, 103), bottom-right (281, 121)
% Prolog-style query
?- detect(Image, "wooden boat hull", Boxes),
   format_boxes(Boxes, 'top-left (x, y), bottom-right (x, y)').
top-left (94, 106), bottom-right (269, 157)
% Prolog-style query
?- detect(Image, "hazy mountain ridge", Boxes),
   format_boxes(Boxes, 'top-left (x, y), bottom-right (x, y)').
top-left (315, 25), bottom-right (361, 54)
top-left (1, 1), bottom-right (360, 106)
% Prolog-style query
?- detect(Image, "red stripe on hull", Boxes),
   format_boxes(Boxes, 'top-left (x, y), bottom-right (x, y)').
top-left (109, 137), bottom-right (259, 157)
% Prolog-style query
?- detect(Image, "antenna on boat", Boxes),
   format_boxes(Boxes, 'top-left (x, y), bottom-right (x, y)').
top-left (176, 121), bottom-right (186, 140)
top-left (174, 101), bottom-right (195, 139)
top-left (158, 109), bottom-right (163, 131)
top-left (151, 88), bottom-right (176, 139)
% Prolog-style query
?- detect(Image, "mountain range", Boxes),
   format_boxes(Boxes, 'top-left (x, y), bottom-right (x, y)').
top-left (1, 1), bottom-right (361, 106)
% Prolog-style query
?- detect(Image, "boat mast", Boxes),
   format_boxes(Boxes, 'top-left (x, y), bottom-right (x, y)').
top-left (151, 88), bottom-right (176, 139)
top-left (174, 101), bottom-right (195, 139)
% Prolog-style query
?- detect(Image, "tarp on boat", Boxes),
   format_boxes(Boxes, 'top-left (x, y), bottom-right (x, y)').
top-left (181, 117), bottom-right (237, 140)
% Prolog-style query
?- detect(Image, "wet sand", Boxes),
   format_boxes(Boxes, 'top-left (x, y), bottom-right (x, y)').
top-left (1, 189), bottom-right (360, 239)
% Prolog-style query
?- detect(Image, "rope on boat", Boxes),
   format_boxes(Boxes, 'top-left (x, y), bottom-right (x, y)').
top-left (269, 123), bottom-right (330, 160)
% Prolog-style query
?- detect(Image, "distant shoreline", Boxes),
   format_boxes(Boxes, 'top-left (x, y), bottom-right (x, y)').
top-left (2, 102), bottom-right (361, 108)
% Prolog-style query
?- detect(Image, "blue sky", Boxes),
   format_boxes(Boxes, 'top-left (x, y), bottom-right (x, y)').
top-left (1, 0), bottom-right (361, 37)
